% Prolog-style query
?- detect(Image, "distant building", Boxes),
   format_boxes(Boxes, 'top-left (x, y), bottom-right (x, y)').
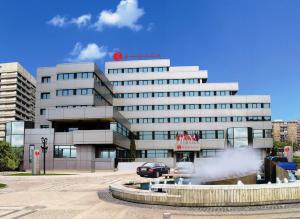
top-left (272, 121), bottom-right (299, 146)
top-left (0, 62), bottom-right (36, 141)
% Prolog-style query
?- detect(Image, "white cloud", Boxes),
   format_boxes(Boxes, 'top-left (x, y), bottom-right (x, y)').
top-left (47, 15), bottom-right (67, 27)
top-left (70, 14), bottom-right (92, 27)
top-left (146, 22), bottom-right (154, 31)
top-left (68, 42), bottom-right (107, 62)
top-left (94, 0), bottom-right (144, 31)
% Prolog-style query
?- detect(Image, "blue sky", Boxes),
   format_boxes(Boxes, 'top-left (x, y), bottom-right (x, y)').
top-left (0, 0), bottom-right (299, 120)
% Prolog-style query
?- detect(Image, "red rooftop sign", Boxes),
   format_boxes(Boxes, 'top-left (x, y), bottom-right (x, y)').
top-left (113, 51), bottom-right (160, 61)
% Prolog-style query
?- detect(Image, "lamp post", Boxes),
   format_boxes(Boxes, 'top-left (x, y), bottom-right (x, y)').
top-left (41, 137), bottom-right (48, 175)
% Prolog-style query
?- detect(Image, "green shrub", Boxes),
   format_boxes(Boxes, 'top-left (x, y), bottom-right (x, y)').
top-left (0, 141), bottom-right (20, 171)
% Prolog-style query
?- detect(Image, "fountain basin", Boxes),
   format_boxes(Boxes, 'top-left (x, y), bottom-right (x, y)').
top-left (110, 181), bottom-right (300, 206)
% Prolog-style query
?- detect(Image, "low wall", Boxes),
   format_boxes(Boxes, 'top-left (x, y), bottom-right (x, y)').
top-left (110, 181), bottom-right (300, 207)
top-left (117, 162), bottom-right (145, 171)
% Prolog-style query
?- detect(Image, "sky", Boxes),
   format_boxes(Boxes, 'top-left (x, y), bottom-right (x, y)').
top-left (0, 0), bottom-right (299, 120)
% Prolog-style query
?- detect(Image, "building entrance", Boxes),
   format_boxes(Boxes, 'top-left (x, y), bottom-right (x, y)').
top-left (175, 151), bottom-right (195, 162)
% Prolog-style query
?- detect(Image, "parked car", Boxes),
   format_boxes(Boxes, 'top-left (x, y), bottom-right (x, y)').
top-left (137, 162), bottom-right (170, 178)
top-left (174, 162), bottom-right (195, 174)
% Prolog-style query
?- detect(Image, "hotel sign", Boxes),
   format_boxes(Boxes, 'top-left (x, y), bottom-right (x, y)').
top-left (174, 132), bottom-right (201, 151)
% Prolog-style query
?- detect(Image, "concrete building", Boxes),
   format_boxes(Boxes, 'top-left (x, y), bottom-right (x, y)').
top-left (0, 62), bottom-right (36, 141)
top-left (23, 63), bottom-right (131, 171)
top-left (272, 120), bottom-right (299, 146)
top-left (105, 59), bottom-right (272, 166)
top-left (24, 59), bottom-right (272, 171)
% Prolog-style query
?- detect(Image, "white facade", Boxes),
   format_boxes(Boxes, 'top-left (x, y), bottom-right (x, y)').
top-left (105, 59), bottom-right (272, 164)
top-left (0, 62), bottom-right (36, 141)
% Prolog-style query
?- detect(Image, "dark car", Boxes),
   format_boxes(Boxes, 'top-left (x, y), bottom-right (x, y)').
top-left (137, 162), bottom-right (170, 178)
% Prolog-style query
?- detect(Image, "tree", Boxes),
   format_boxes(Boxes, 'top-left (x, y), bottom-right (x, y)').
top-left (273, 141), bottom-right (295, 155)
top-left (129, 133), bottom-right (136, 162)
top-left (0, 141), bottom-right (20, 171)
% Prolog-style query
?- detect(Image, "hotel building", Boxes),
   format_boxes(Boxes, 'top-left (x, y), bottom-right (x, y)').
top-left (23, 59), bottom-right (272, 171)
top-left (106, 59), bottom-right (272, 167)
top-left (0, 62), bottom-right (36, 142)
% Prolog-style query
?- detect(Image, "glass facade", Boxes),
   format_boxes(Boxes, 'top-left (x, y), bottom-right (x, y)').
top-left (227, 127), bottom-right (253, 148)
top-left (5, 121), bottom-right (26, 147)
top-left (54, 145), bottom-right (77, 158)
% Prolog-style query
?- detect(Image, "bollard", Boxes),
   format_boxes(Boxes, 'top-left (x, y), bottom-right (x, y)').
top-left (162, 212), bottom-right (171, 219)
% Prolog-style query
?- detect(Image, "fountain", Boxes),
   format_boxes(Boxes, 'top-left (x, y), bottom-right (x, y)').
top-left (110, 149), bottom-right (300, 206)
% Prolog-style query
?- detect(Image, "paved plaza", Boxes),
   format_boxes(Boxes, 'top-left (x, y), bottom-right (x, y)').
top-left (1, 171), bottom-right (300, 218)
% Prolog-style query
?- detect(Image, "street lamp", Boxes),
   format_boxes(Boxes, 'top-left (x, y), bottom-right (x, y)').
top-left (41, 137), bottom-right (48, 175)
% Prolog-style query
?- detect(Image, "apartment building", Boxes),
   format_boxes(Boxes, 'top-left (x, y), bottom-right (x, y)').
top-left (272, 120), bottom-right (299, 146)
top-left (23, 63), bottom-right (131, 171)
top-left (0, 62), bottom-right (36, 142)
top-left (105, 59), bottom-right (273, 166)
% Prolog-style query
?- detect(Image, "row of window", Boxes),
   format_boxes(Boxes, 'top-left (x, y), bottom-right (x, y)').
top-left (129, 116), bottom-right (271, 124)
top-left (116, 103), bottom-right (270, 111)
top-left (135, 129), bottom-right (272, 140)
top-left (108, 67), bottom-right (169, 74)
top-left (56, 72), bottom-right (94, 80)
top-left (41, 72), bottom-right (113, 98)
top-left (111, 78), bottom-right (200, 86)
top-left (136, 150), bottom-right (170, 158)
top-left (56, 88), bottom-right (93, 96)
top-left (135, 130), bottom-right (225, 140)
top-left (114, 91), bottom-right (233, 98)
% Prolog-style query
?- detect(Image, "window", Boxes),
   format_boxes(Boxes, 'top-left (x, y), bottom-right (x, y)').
top-left (154, 131), bottom-right (169, 140)
top-left (264, 129), bottom-right (272, 138)
top-left (54, 145), bottom-right (76, 158)
top-left (95, 148), bottom-right (116, 158)
top-left (40, 125), bottom-right (49, 128)
top-left (227, 127), bottom-right (251, 148)
top-left (186, 117), bottom-right (200, 123)
top-left (139, 131), bottom-right (153, 140)
top-left (201, 149), bottom-right (223, 157)
top-left (253, 129), bottom-right (263, 138)
top-left (154, 105), bottom-right (167, 110)
top-left (201, 130), bottom-right (216, 139)
top-left (185, 91), bottom-right (199, 96)
top-left (170, 104), bottom-right (184, 110)
top-left (154, 92), bottom-right (168, 97)
top-left (216, 104), bottom-right (230, 109)
top-left (170, 92), bottom-right (184, 97)
top-left (186, 104), bottom-right (200, 109)
top-left (41, 92), bottom-right (50, 99)
top-left (40, 109), bottom-right (46, 115)
top-left (170, 117), bottom-right (184, 123)
top-left (140, 105), bottom-right (152, 111)
top-left (147, 150), bottom-right (169, 158)
top-left (263, 103), bottom-right (270, 108)
top-left (41, 76), bottom-right (51, 83)
top-left (217, 130), bottom-right (224, 139)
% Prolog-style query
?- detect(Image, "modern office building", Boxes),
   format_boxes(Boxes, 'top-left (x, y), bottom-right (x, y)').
top-left (272, 120), bottom-right (299, 146)
top-left (0, 62), bottom-right (36, 141)
top-left (23, 63), bottom-right (131, 171)
top-left (106, 59), bottom-right (272, 166)
top-left (24, 59), bottom-right (272, 171)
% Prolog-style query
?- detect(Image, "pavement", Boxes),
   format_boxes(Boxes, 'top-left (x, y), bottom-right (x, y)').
top-left (1, 171), bottom-right (300, 219)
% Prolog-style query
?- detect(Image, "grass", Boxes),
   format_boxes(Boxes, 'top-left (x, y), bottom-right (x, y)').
top-left (0, 183), bottom-right (6, 189)
top-left (9, 173), bottom-right (76, 176)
